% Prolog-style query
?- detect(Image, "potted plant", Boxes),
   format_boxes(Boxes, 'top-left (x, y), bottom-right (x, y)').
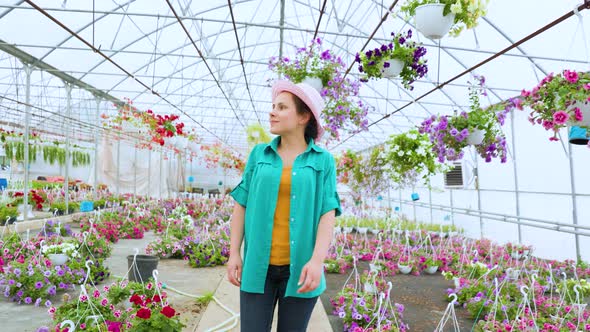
top-left (269, 38), bottom-right (369, 140)
top-left (423, 256), bottom-right (442, 274)
top-left (420, 76), bottom-right (508, 163)
top-left (400, 0), bottom-right (489, 39)
top-left (384, 129), bottom-right (449, 188)
top-left (398, 255), bottom-right (415, 275)
top-left (355, 29), bottom-right (428, 89)
top-left (521, 70), bottom-right (590, 143)
top-left (41, 242), bottom-right (81, 266)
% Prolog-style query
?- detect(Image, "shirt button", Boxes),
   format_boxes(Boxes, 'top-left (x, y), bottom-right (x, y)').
top-left (290, 218), bottom-right (294, 222)
top-left (292, 172), bottom-right (296, 176)
top-left (291, 241), bottom-right (295, 245)
top-left (292, 195), bottom-right (296, 199)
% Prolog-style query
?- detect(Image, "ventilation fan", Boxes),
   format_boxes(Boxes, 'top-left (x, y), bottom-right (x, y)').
top-left (444, 160), bottom-right (475, 189)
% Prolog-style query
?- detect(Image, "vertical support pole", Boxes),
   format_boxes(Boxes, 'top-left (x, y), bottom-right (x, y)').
top-left (567, 142), bottom-right (582, 261)
top-left (147, 148), bottom-right (151, 198)
top-left (133, 144), bottom-right (137, 199)
top-left (475, 157), bottom-right (483, 239)
top-left (412, 186), bottom-right (417, 222)
top-left (449, 189), bottom-right (455, 226)
top-left (159, 147), bottom-right (163, 199)
top-left (116, 135), bottom-right (120, 196)
top-left (94, 98), bottom-right (100, 200)
top-left (398, 188), bottom-right (402, 214)
top-left (428, 187), bottom-right (433, 224)
top-left (23, 64), bottom-right (32, 223)
top-left (510, 111), bottom-right (523, 244)
top-left (64, 83), bottom-right (72, 215)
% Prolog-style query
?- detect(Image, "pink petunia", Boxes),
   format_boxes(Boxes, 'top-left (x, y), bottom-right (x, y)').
top-left (553, 110), bottom-right (569, 125)
top-left (564, 70), bottom-right (579, 83)
top-left (584, 83), bottom-right (590, 90)
top-left (574, 107), bottom-right (584, 122)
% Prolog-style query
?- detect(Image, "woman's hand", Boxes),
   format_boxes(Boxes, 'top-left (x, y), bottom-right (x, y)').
top-left (227, 254), bottom-right (243, 287)
top-left (297, 259), bottom-right (323, 293)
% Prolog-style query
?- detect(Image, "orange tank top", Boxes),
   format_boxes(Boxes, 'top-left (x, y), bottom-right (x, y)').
top-left (269, 167), bottom-right (291, 265)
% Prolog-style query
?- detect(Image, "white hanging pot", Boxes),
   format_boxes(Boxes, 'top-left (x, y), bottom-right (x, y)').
top-left (370, 228), bottom-right (380, 235)
top-left (334, 226), bottom-right (341, 234)
top-left (302, 77), bottom-right (323, 93)
top-left (369, 263), bottom-right (382, 273)
top-left (364, 282), bottom-right (375, 293)
top-left (466, 129), bottom-right (485, 145)
top-left (567, 100), bottom-right (590, 128)
top-left (453, 277), bottom-right (461, 288)
top-left (356, 227), bottom-right (368, 234)
top-left (381, 59), bottom-right (404, 78)
top-left (343, 226), bottom-right (353, 233)
top-left (398, 264), bottom-right (412, 274)
top-left (415, 4), bottom-right (456, 39)
top-left (48, 253), bottom-right (69, 266)
top-left (425, 265), bottom-right (438, 274)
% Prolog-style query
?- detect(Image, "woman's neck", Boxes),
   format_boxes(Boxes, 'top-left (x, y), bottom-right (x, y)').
top-left (278, 134), bottom-right (308, 154)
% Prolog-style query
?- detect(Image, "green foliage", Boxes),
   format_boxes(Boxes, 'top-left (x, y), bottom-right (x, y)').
top-left (384, 129), bottom-right (448, 188)
top-left (0, 205), bottom-right (18, 225)
top-left (4, 141), bottom-right (37, 163)
top-left (245, 123), bottom-right (272, 149)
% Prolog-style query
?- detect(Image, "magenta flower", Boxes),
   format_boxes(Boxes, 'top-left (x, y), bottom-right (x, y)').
top-left (564, 69), bottom-right (579, 83)
top-left (553, 110), bottom-right (569, 125)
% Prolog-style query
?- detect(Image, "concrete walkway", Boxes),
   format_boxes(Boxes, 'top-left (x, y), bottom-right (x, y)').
top-left (195, 276), bottom-right (333, 332)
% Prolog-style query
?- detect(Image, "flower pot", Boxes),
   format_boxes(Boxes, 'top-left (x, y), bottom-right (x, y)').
top-left (381, 59), bottom-right (404, 78)
top-left (364, 282), bottom-right (375, 293)
top-left (510, 252), bottom-right (522, 260)
top-left (425, 266), bottom-right (439, 274)
top-left (343, 226), bottom-right (353, 233)
top-left (369, 263), bottom-right (382, 273)
top-left (569, 126), bottom-right (589, 145)
top-left (415, 4), bottom-right (456, 39)
top-left (356, 227), bottom-right (368, 234)
top-left (127, 254), bottom-right (159, 283)
top-left (302, 77), bottom-right (323, 93)
top-left (370, 228), bottom-right (380, 235)
top-left (17, 204), bottom-right (35, 220)
top-left (334, 226), bottom-right (341, 234)
top-left (506, 268), bottom-right (520, 280)
top-left (453, 277), bottom-right (461, 288)
top-left (48, 253), bottom-right (69, 266)
top-left (398, 264), bottom-right (412, 274)
top-left (466, 129), bottom-right (485, 145)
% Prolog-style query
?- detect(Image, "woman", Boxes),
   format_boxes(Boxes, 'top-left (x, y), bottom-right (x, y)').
top-left (227, 80), bottom-right (341, 331)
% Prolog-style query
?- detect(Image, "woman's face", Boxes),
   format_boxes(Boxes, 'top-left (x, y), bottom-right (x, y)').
top-left (270, 92), bottom-right (309, 137)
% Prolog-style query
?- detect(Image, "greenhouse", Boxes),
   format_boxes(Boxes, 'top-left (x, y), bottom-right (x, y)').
top-left (0, 0), bottom-right (589, 331)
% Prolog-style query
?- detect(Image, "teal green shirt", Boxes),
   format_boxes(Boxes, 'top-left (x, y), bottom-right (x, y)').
top-left (230, 137), bottom-right (342, 298)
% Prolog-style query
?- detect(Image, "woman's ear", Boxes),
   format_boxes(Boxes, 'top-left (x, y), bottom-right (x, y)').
top-left (298, 111), bottom-right (311, 125)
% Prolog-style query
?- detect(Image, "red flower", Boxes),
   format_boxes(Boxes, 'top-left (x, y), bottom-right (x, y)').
top-left (129, 294), bottom-right (143, 306)
top-left (160, 305), bottom-right (176, 318)
top-left (136, 308), bottom-right (151, 319)
top-left (152, 294), bottom-right (161, 303)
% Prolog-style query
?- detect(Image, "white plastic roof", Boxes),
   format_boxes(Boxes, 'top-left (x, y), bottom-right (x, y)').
top-left (0, 0), bottom-right (589, 152)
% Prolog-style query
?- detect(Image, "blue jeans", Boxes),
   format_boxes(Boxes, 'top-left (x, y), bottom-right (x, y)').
top-left (240, 265), bottom-right (318, 332)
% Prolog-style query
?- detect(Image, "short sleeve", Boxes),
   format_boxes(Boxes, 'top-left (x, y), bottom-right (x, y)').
top-left (230, 145), bottom-right (261, 207)
top-left (320, 154), bottom-right (342, 217)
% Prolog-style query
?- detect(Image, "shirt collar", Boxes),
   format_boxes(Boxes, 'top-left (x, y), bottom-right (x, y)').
top-left (266, 136), bottom-right (321, 154)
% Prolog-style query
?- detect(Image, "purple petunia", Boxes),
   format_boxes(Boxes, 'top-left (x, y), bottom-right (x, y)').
top-left (24, 297), bottom-right (32, 304)
top-left (35, 281), bottom-right (43, 289)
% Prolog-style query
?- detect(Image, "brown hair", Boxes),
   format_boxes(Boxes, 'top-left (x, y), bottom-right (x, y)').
top-left (291, 94), bottom-right (319, 142)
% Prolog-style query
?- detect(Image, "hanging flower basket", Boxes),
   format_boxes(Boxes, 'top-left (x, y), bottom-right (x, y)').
top-left (398, 264), bottom-right (412, 274)
top-left (355, 29), bottom-right (427, 89)
top-left (415, 4), bottom-right (455, 39)
top-left (381, 59), bottom-right (405, 78)
top-left (424, 265), bottom-right (439, 274)
top-left (302, 76), bottom-right (323, 92)
top-left (48, 253), bottom-right (68, 266)
top-left (466, 128), bottom-right (485, 145)
top-left (400, 0), bottom-right (489, 38)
